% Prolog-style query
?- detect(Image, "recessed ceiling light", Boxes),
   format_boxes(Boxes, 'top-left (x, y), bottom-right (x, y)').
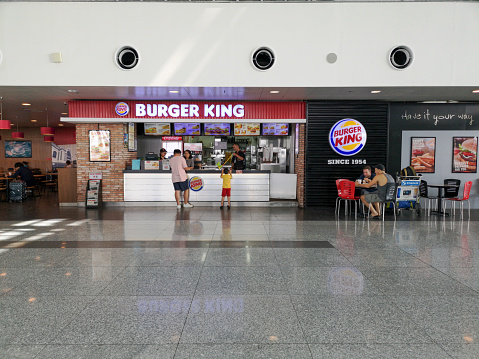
top-left (473, 89), bottom-right (479, 93)
top-left (61, 113), bottom-right (68, 115)
top-left (22, 103), bottom-right (31, 106)
top-left (31, 119), bottom-right (37, 122)
top-left (370, 90), bottom-right (381, 94)
top-left (58, 124), bottom-right (64, 127)
top-left (169, 90), bottom-right (179, 93)
top-left (270, 91), bottom-right (280, 94)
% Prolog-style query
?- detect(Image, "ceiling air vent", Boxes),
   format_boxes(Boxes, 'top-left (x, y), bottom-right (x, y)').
top-left (252, 47), bottom-right (275, 71)
top-left (389, 46), bottom-right (413, 70)
top-left (116, 46), bottom-right (139, 70)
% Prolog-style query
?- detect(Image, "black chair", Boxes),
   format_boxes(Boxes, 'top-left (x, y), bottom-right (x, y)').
top-left (367, 182), bottom-right (397, 221)
top-left (443, 179), bottom-right (461, 198)
top-left (418, 180), bottom-right (438, 216)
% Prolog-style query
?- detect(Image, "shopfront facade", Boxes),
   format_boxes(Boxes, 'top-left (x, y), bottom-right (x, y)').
top-left (304, 101), bottom-right (479, 209)
top-left (65, 100), bottom-right (307, 206)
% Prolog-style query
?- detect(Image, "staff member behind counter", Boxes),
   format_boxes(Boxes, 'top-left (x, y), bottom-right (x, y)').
top-left (159, 148), bottom-right (167, 161)
top-left (232, 143), bottom-right (245, 171)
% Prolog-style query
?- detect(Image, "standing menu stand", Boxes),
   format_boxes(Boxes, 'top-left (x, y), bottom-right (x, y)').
top-left (86, 179), bottom-right (102, 208)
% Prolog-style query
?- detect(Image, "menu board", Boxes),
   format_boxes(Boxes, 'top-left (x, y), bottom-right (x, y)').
top-left (204, 123), bottom-right (231, 136)
top-left (262, 123), bottom-right (289, 136)
top-left (410, 137), bottom-right (435, 173)
top-left (234, 123), bottom-right (260, 136)
top-left (89, 130), bottom-right (110, 162)
top-left (452, 137), bottom-right (477, 173)
top-left (144, 123), bottom-right (171, 136)
top-left (174, 123), bottom-right (201, 136)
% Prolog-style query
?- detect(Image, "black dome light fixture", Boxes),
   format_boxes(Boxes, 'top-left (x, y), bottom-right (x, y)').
top-left (389, 46), bottom-right (413, 70)
top-left (252, 47), bottom-right (275, 71)
top-left (116, 46), bottom-right (139, 70)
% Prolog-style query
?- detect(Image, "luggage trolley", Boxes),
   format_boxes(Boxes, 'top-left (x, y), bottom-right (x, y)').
top-left (396, 175), bottom-right (422, 215)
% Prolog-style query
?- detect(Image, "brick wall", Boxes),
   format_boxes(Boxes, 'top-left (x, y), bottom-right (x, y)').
top-left (295, 124), bottom-right (306, 208)
top-left (76, 123), bottom-right (136, 202)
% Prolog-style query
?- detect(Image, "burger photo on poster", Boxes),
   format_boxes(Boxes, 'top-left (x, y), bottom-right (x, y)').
top-left (454, 138), bottom-right (477, 172)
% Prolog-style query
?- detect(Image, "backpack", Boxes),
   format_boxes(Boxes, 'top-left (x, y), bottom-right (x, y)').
top-left (400, 166), bottom-right (417, 177)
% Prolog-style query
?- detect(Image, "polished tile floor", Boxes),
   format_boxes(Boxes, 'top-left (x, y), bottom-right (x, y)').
top-left (1, 198), bottom-right (479, 358)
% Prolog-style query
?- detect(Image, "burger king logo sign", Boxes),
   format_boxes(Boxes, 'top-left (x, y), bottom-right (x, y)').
top-left (329, 119), bottom-right (367, 156)
top-left (189, 176), bottom-right (204, 192)
top-left (115, 102), bottom-right (129, 116)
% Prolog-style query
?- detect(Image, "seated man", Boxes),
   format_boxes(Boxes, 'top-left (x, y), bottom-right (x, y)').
top-left (356, 165), bottom-right (376, 191)
top-left (8, 162), bottom-right (35, 187)
top-left (355, 164), bottom-right (395, 218)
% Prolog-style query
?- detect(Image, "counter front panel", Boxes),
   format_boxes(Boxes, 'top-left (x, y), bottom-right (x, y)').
top-left (124, 171), bottom-right (270, 202)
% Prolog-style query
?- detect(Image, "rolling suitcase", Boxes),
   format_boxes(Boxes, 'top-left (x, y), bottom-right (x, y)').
top-left (9, 180), bottom-right (27, 202)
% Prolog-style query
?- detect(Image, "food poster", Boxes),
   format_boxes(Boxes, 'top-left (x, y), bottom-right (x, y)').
top-left (204, 123), bottom-right (230, 136)
top-left (89, 130), bottom-right (110, 162)
top-left (234, 123), bottom-right (260, 136)
top-left (144, 123), bottom-right (171, 136)
top-left (184, 143), bottom-right (202, 152)
top-left (262, 123), bottom-right (289, 136)
top-left (410, 137), bottom-right (435, 173)
top-left (452, 137), bottom-right (477, 173)
top-left (174, 123), bottom-right (201, 136)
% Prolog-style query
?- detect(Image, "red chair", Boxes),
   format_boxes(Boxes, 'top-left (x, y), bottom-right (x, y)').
top-left (443, 181), bottom-right (472, 219)
top-left (337, 180), bottom-right (361, 219)
top-left (335, 179), bottom-right (348, 215)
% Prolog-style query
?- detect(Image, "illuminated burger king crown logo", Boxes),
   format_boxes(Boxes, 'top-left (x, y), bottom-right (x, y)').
top-left (115, 102), bottom-right (129, 116)
top-left (189, 176), bottom-right (204, 192)
top-left (329, 119), bottom-right (367, 156)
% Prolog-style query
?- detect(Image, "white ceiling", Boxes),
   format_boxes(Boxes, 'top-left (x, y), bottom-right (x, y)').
top-left (0, 85), bottom-right (479, 128)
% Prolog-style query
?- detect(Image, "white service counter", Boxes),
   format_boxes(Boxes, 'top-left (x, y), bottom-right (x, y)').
top-left (124, 170), bottom-right (271, 202)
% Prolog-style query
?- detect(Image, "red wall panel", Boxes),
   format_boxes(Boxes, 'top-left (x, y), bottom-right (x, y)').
top-left (53, 127), bottom-right (76, 145)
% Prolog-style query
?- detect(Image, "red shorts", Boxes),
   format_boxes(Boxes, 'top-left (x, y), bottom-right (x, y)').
top-left (221, 188), bottom-right (231, 197)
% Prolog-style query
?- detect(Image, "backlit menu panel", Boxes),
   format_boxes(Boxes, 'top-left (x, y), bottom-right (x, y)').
top-left (174, 123), bottom-right (201, 136)
top-left (262, 123), bottom-right (289, 136)
top-left (144, 123), bottom-right (171, 135)
top-left (234, 123), bottom-right (260, 136)
top-left (205, 123), bottom-right (231, 136)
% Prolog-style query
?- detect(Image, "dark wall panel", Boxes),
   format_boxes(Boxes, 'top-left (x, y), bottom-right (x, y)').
top-left (306, 102), bottom-right (389, 208)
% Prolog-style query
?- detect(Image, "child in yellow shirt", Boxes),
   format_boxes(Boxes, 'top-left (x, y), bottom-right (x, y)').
top-left (220, 167), bottom-right (232, 209)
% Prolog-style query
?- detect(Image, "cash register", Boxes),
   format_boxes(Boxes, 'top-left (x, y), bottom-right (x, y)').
top-left (145, 152), bottom-right (158, 160)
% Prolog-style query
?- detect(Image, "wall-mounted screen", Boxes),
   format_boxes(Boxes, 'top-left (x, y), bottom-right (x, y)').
top-left (174, 123), bottom-right (201, 136)
top-left (262, 123), bottom-right (289, 136)
top-left (144, 123), bottom-right (171, 135)
top-left (204, 123), bottom-right (231, 136)
top-left (234, 123), bottom-right (260, 136)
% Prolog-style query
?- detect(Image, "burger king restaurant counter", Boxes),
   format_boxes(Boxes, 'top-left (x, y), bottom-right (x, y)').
top-left (123, 170), bottom-right (273, 202)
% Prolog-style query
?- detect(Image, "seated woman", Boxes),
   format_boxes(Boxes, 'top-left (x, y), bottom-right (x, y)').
top-left (355, 164), bottom-right (395, 218)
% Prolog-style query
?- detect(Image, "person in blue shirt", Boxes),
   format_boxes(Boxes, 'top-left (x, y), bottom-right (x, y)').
top-left (8, 162), bottom-right (35, 187)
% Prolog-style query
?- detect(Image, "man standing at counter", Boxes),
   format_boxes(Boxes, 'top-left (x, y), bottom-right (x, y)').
top-left (170, 149), bottom-right (194, 209)
top-left (232, 143), bottom-right (245, 171)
